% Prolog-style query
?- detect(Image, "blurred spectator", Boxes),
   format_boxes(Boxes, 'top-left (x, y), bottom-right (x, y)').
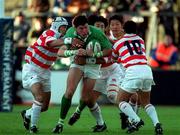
top-left (112, 0), bottom-right (131, 11)
top-left (27, 0), bottom-right (50, 13)
top-left (157, 0), bottom-right (175, 44)
top-left (14, 11), bottom-right (30, 47)
top-left (113, 0), bottom-right (149, 12)
top-left (129, 0), bottom-right (149, 11)
top-left (28, 17), bottom-right (47, 45)
top-left (67, 0), bottom-right (90, 14)
top-left (53, 0), bottom-right (71, 14)
top-left (149, 34), bottom-right (178, 70)
top-left (174, 0), bottom-right (180, 46)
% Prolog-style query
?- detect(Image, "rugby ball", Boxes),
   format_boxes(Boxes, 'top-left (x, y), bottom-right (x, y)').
top-left (86, 39), bottom-right (101, 53)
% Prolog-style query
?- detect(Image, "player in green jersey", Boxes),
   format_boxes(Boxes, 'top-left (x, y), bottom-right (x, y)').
top-left (52, 15), bottom-right (112, 134)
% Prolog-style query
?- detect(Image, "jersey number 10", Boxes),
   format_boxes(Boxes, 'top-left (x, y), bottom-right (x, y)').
top-left (124, 40), bottom-right (143, 55)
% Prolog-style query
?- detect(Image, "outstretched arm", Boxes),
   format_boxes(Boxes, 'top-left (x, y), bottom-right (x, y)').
top-left (57, 45), bottom-right (87, 57)
top-left (46, 38), bottom-right (84, 48)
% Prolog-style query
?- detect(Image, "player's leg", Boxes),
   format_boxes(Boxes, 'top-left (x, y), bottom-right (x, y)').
top-left (118, 76), bottom-right (145, 133)
top-left (140, 66), bottom-right (163, 135)
top-left (41, 91), bottom-right (51, 112)
top-left (28, 82), bottom-right (44, 133)
top-left (21, 64), bottom-right (31, 130)
top-left (68, 99), bottom-right (86, 125)
top-left (138, 91), bottom-right (163, 135)
top-left (106, 67), bottom-right (129, 130)
top-left (118, 90), bottom-right (141, 123)
top-left (107, 81), bottom-right (124, 126)
top-left (68, 90), bottom-right (100, 126)
top-left (21, 64), bottom-right (44, 133)
top-left (82, 77), bottom-right (107, 132)
top-left (126, 93), bottom-right (140, 129)
top-left (52, 67), bottom-right (83, 133)
top-left (117, 89), bottom-right (144, 134)
top-left (129, 93), bottom-right (139, 113)
top-left (68, 68), bottom-right (104, 126)
top-left (68, 78), bottom-right (98, 126)
top-left (28, 90), bottom-right (51, 133)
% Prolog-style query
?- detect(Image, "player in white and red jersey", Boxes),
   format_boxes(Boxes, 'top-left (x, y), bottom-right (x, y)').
top-left (20, 17), bottom-right (84, 133)
top-left (108, 15), bottom-right (141, 130)
top-left (112, 20), bottom-right (163, 135)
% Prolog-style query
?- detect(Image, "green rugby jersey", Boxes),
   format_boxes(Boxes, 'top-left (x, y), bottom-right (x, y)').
top-left (64, 25), bottom-right (112, 50)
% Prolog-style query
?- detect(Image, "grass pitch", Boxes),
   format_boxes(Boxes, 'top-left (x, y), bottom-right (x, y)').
top-left (0, 105), bottom-right (179, 135)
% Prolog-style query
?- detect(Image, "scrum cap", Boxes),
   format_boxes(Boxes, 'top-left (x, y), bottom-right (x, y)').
top-left (50, 17), bottom-right (68, 34)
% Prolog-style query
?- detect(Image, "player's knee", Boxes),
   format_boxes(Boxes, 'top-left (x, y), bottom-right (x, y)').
top-left (107, 85), bottom-right (119, 104)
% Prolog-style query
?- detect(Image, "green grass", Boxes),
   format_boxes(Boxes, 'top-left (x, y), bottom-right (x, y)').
top-left (0, 105), bottom-right (179, 135)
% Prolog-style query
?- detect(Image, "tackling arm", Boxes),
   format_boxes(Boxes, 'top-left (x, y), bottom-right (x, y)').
top-left (57, 45), bottom-right (87, 57)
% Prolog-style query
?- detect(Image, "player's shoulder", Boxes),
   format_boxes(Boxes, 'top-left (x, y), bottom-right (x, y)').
top-left (43, 29), bottom-right (55, 36)
top-left (136, 35), bottom-right (144, 41)
top-left (115, 37), bottom-right (127, 45)
top-left (65, 27), bottom-right (76, 37)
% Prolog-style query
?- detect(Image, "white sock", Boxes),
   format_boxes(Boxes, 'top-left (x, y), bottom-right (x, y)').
top-left (31, 100), bottom-right (42, 127)
top-left (25, 108), bottom-right (32, 119)
top-left (119, 101), bottom-right (140, 123)
top-left (89, 103), bottom-right (104, 125)
top-left (145, 104), bottom-right (159, 126)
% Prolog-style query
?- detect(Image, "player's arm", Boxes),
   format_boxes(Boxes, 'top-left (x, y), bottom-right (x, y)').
top-left (46, 27), bottom-right (84, 48)
top-left (46, 37), bottom-right (84, 48)
top-left (46, 38), bottom-right (65, 47)
top-left (111, 43), bottom-right (119, 61)
top-left (57, 45), bottom-right (87, 57)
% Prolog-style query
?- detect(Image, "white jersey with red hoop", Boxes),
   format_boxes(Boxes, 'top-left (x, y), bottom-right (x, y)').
top-left (112, 34), bottom-right (147, 68)
top-left (25, 29), bottom-right (59, 69)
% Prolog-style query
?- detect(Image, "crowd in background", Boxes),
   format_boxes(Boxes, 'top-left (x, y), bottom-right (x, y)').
top-left (8, 0), bottom-right (180, 71)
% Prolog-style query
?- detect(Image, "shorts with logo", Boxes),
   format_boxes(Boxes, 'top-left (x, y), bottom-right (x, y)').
top-left (94, 63), bottom-right (125, 94)
top-left (22, 63), bottom-right (51, 92)
top-left (120, 65), bottom-right (155, 93)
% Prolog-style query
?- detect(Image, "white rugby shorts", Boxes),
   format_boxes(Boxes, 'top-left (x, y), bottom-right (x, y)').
top-left (94, 63), bottom-right (125, 94)
top-left (22, 63), bottom-right (51, 92)
top-left (70, 63), bottom-right (101, 79)
top-left (120, 65), bottom-right (155, 93)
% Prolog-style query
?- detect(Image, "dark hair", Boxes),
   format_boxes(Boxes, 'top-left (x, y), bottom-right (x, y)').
top-left (123, 20), bottom-right (137, 34)
top-left (88, 14), bottom-right (108, 28)
top-left (72, 15), bottom-right (88, 28)
top-left (109, 15), bottom-right (124, 25)
top-left (88, 14), bottom-right (98, 25)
